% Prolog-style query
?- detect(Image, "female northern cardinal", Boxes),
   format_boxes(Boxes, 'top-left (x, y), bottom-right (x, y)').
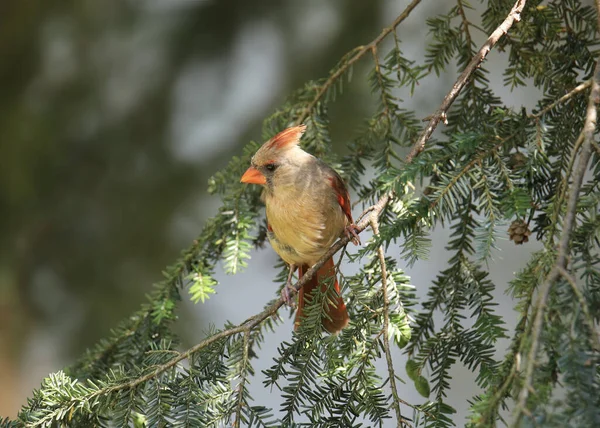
top-left (240, 125), bottom-right (359, 333)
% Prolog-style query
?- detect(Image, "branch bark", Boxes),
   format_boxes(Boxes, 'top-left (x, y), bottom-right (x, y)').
top-left (407, 0), bottom-right (528, 162)
top-left (530, 80), bottom-right (592, 119)
top-left (370, 215), bottom-right (410, 428)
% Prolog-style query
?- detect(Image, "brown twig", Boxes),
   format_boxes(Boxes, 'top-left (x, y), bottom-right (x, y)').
top-left (530, 80), bottom-right (592, 119)
top-left (296, 0), bottom-right (423, 125)
top-left (546, 132), bottom-right (586, 248)
top-left (370, 215), bottom-right (410, 428)
top-left (457, 0), bottom-right (474, 57)
top-left (371, 45), bottom-right (392, 119)
top-left (407, 0), bottom-right (528, 162)
top-left (511, 57), bottom-right (600, 427)
top-left (233, 331), bottom-right (251, 428)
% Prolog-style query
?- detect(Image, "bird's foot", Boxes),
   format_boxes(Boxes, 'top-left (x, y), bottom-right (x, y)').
top-left (281, 264), bottom-right (297, 307)
top-left (281, 283), bottom-right (296, 307)
top-left (345, 223), bottom-right (361, 245)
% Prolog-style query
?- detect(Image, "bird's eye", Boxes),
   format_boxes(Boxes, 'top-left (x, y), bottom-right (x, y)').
top-left (265, 163), bottom-right (277, 172)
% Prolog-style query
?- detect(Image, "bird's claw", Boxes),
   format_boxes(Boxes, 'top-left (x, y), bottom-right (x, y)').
top-left (345, 224), bottom-right (361, 245)
top-left (281, 283), bottom-right (296, 307)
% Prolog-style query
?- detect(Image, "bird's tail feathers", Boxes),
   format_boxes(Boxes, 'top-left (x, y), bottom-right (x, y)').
top-left (294, 257), bottom-right (349, 334)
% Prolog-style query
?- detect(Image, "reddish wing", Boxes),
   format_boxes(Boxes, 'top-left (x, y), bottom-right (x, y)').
top-left (328, 172), bottom-right (354, 224)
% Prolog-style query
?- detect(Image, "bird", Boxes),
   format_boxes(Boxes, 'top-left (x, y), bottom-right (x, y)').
top-left (240, 124), bottom-right (359, 333)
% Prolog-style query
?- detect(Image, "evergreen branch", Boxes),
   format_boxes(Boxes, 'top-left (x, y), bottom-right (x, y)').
top-left (473, 263), bottom-right (538, 425)
top-left (430, 138), bottom-right (505, 210)
top-left (82, 317), bottom-right (144, 375)
top-left (556, 266), bottom-right (600, 351)
top-left (408, 0), bottom-right (527, 162)
top-left (370, 45), bottom-right (392, 120)
top-left (26, 195), bottom-right (392, 428)
top-left (370, 215), bottom-right (408, 428)
top-left (281, 340), bottom-right (320, 424)
top-left (70, 237), bottom-right (205, 378)
top-left (296, 0), bottom-right (423, 125)
top-left (530, 79), bottom-right (592, 119)
top-left (546, 132), bottom-right (585, 247)
top-left (491, 150), bottom-right (514, 192)
top-left (233, 331), bottom-right (250, 428)
top-left (511, 58), bottom-right (600, 427)
top-left (457, 0), bottom-right (474, 56)
top-left (479, 355), bottom-right (519, 425)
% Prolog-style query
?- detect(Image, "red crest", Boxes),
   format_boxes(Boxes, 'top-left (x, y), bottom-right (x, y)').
top-left (266, 125), bottom-right (306, 150)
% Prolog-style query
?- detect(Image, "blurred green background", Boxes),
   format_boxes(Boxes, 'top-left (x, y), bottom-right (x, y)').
top-left (0, 0), bottom-right (405, 416)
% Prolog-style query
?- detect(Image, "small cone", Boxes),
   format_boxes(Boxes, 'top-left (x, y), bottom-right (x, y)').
top-left (508, 219), bottom-right (531, 245)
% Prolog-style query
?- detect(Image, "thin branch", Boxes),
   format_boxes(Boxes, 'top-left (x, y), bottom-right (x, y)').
top-left (482, 355), bottom-right (519, 423)
top-left (530, 80), bottom-right (592, 119)
top-left (546, 132), bottom-right (586, 247)
top-left (407, 0), bottom-right (528, 162)
top-left (370, 45), bottom-right (392, 119)
top-left (234, 331), bottom-right (250, 428)
top-left (492, 150), bottom-right (515, 191)
top-left (479, 256), bottom-right (540, 424)
top-left (296, 0), bottom-right (423, 125)
top-left (429, 138), bottom-right (506, 209)
top-left (511, 58), bottom-right (600, 427)
top-left (370, 215), bottom-right (408, 428)
top-left (457, 0), bottom-right (474, 56)
top-left (556, 266), bottom-right (600, 352)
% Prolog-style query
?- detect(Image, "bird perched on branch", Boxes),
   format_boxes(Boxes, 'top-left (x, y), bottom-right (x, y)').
top-left (240, 125), bottom-right (359, 333)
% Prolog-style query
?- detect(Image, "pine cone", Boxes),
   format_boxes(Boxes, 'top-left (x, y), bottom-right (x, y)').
top-left (508, 219), bottom-right (531, 245)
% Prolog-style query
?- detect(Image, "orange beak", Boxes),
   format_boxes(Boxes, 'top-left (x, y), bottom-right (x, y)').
top-left (240, 166), bottom-right (266, 185)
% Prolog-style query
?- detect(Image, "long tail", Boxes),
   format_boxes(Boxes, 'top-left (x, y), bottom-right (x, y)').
top-left (294, 258), bottom-right (349, 334)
